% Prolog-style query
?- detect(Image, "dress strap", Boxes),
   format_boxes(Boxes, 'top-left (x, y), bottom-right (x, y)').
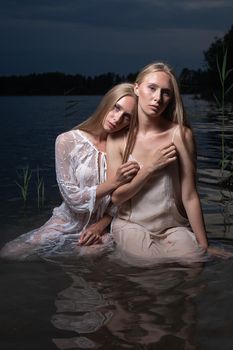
top-left (171, 125), bottom-right (179, 143)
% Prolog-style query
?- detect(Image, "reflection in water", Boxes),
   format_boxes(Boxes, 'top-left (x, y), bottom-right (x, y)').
top-left (51, 258), bottom-right (204, 349)
top-left (51, 262), bottom-right (113, 349)
top-left (2, 252), bottom-right (233, 350)
top-left (106, 264), bottom-right (203, 349)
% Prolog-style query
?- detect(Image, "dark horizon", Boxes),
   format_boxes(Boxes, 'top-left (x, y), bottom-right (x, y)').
top-left (0, 69), bottom-right (206, 96)
top-left (1, 21), bottom-right (233, 100)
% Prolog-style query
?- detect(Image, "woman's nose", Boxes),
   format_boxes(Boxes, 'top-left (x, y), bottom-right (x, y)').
top-left (113, 113), bottom-right (122, 123)
top-left (154, 89), bottom-right (161, 101)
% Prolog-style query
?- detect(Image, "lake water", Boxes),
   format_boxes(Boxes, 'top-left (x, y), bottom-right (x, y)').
top-left (0, 95), bottom-right (233, 350)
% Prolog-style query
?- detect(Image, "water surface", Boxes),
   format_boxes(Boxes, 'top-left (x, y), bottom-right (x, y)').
top-left (0, 95), bottom-right (233, 350)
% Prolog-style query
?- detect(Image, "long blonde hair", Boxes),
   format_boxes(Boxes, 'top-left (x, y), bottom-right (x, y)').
top-left (123, 62), bottom-right (189, 163)
top-left (74, 83), bottom-right (137, 134)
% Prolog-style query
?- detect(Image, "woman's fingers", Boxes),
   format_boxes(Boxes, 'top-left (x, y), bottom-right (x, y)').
top-left (120, 161), bottom-right (140, 172)
top-left (159, 143), bottom-right (177, 163)
top-left (78, 231), bottom-right (91, 245)
top-left (147, 143), bottom-right (177, 172)
top-left (208, 246), bottom-right (233, 259)
top-left (115, 161), bottom-right (140, 185)
top-left (78, 230), bottom-right (102, 246)
top-left (122, 168), bottom-right (139, 180)
top-left (161, 143), bottom-right (177, 156)
top-left (83, 235), bottom-right (101, 246)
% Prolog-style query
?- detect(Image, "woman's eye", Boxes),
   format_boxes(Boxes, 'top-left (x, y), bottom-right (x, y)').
top-left (124, 115), bottom-right (130, 122)
top-left (114, 104), bottom-right (120, 112)
top-left (163, 90), bottom-right (170, 97)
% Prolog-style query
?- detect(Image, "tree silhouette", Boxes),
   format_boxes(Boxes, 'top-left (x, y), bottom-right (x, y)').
top-left (179, 24), bottom-right (233, 99)
top-left (203, 25), bottom-right (233, 94)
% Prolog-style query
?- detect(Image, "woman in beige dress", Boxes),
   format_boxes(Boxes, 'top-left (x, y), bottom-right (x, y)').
top-left (107, 62), bottom-right (219, 264)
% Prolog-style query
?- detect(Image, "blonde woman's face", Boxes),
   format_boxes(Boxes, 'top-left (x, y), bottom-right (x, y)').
top-left (135, 71), bottom-right (172, 118)
top-left (103, 95), bottom-right (135, 133)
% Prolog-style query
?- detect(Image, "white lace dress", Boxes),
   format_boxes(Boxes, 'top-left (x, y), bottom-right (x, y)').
top-left (0, 130), bottom-right (114, 260)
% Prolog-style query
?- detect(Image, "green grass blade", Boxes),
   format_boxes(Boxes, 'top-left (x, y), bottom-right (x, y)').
top-left (221, 48), bottom-right (228, 81)
top-left (213, 93), bottom-right (221, 107)
top-left (225, 68), bottom-right (233, 80)
top-left (216, 56), bottom-right (223, 85)
top-left (225, 83), bottom-right (233, 96)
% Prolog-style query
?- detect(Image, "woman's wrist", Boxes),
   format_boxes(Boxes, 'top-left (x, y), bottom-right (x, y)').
top-left (198, 241), bottom-right (208, 251)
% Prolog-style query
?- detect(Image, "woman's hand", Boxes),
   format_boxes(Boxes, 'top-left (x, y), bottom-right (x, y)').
top-left (78, 214), bottom-right (112, 246)
top-left (207, 246), bottom-right (233, 259)
top-left (78, 224), bottom-right (103, 246)
top-left (145, 143), bottom-right (177, 173)
top-left (114, 161), bottom-right (140, 187)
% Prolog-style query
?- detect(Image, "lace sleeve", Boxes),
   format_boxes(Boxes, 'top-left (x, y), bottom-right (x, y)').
top-left (55, 131), bottom-right (97, 214)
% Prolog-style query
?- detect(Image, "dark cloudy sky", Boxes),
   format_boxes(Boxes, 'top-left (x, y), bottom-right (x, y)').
top-left (0, 0), bottom-right (232, 76)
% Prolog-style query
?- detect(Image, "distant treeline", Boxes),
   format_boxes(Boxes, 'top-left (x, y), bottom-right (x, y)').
top-left (0, 72), bottom-right (137, 96)
top-left (0, 68), bottom-right (223, 98)
top-left (0, 70), bottom-right (210, 96)
top-left (1, 25), bottom-right (232, 99)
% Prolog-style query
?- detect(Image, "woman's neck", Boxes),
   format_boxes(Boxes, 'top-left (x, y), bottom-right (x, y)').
top-left (92, 127), bottom-right (108, 141)
top-left (81, 128), bottom-right (108, 152)
top-left (91, 128), bottom-right (108, 152)
top-left (138, 113), bottom-right (172, 135)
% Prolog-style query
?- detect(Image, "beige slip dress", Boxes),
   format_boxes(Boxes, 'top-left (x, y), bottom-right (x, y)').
top-left (112, 126), bottom-right (205, 262)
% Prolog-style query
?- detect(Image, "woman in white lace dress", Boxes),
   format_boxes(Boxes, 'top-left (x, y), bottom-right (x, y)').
top-left (0, 83), bottom-right (139, 260)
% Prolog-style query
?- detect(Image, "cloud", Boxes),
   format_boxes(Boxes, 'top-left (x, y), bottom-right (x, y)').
top-left (0, 0), bottom-right (232, 75)
top-left (1, 0), bottom-right (233, 30)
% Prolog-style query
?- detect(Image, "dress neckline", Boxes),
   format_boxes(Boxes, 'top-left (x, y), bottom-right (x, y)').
top-left (75, 129), bottom-right (106, 154)
top-left (129, 125), bottom-right (179, 166)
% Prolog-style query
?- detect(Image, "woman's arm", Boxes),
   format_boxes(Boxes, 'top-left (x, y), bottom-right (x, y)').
top-left (175, 128), bottom-right (208, 250)
top-left (107, 133), bottom-right (177, 206)
top-left (55, 132), bottom-right (139, 214)
top-left (106, 133), bottom-right (151, 205)
top-left (56, 132), bottom-right (95, 213)
top-left (78, 214), bottom-right (112, 246)
top-left (95, 159), bottom-right (140, 200)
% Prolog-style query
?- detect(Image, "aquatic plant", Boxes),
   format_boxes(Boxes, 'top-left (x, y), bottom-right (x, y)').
top-left (15, 166), bottom-right (32, 205)
top-left (214, 48), bottom-right (233, 189)
top-left (15, 165), bottom-right (47, 209)
top-left (36, 167), bottom-right (45, 208)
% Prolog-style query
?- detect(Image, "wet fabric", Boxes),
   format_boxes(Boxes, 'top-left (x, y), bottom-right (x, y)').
top-left (0, 130), bottom-right (114, 260)
top-left (112, 126), bottom-right (205, 262)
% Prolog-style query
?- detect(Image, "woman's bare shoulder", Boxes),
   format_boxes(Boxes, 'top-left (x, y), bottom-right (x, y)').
top-left (174, 125), bottom-right (193, 143)
top-left (107, 129), bottom-right (128, 158)
top-left (174, 125), bottom-right (196, 162)
top-left (108, 129), bottom-right (128, 143)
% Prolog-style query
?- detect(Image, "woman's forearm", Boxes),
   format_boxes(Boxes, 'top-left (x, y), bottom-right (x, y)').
top-left (95, 180), bottom-right (121, 200)
top-left (109, 142), bottom-right (177, 206)
top-left (183, 193), bottom-right (208, 249)
top-left (91, 214), bottom-right (112, 235)
top-left (78, 214), bottom-right (112, 246)
top-left (111, 166), bottom-right (153, 205)
top-left (96, 161), bottom-right (140, 201)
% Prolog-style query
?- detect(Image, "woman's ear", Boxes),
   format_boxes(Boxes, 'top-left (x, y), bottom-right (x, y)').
top-left (134, 83), bottom-right (139, 97)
